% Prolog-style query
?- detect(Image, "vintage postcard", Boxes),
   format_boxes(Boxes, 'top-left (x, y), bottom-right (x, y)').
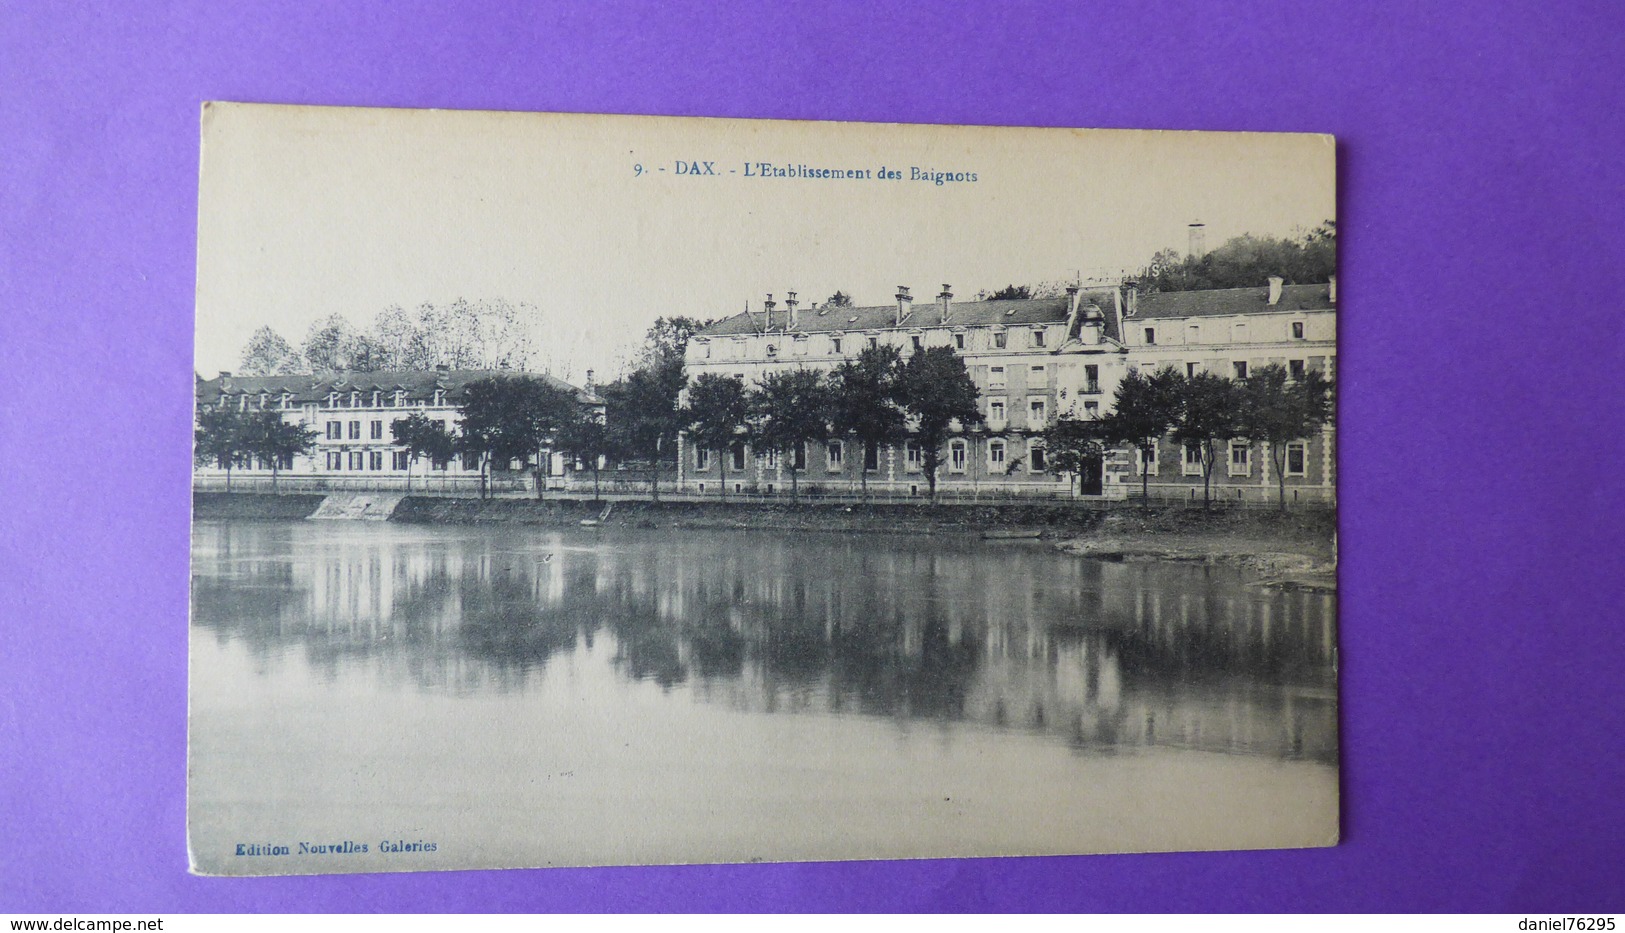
top-left (189, 103), bottom-right (1338, 875)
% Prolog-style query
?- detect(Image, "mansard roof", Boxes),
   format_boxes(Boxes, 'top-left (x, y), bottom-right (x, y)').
top-left (195, 368), bottom-right (601, 405)
top-left (1133, 283), bottom-right (1334, 319)
top-left (695, 296), bottom-right (1076, 338)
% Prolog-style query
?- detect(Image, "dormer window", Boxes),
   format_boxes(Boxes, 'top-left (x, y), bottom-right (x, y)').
top-left (432, 389), bottom-right (446, 406)
top-left (953, 333), bottom-right (965, 350)
top-left (993, 331), bottom-right (1008, 350)
top-left (350, 391), bottom-right (361, 408)
top-left (371, 391), bottom-right (381, 408)
top-left (1031, 328), bottom-right (1046, 348)
top-left (326, 391), bottom-right (339, 408)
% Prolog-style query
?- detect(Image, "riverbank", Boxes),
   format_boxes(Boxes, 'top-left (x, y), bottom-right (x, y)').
top-left (194, 492), bottom-right (1335, 588)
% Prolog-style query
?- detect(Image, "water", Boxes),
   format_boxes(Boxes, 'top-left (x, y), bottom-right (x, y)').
top-left (188, 519), bottom-right (1338, 874)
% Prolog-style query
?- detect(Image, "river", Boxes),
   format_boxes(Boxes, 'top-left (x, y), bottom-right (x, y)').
top-left (188, 519), bottom-right (1338, 874)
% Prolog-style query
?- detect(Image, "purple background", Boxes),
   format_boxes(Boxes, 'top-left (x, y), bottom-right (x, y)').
top-left (4, 0), bottom-right (1623, 912)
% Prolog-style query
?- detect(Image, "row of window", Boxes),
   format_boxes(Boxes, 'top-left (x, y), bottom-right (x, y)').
top-left (322, 418), bottom-right (451, 441)
top-left (1140, 320), bottom-right (1311, 346)
top-left (701, 326), bottom-right (1051, 361)
top-left (320, 450), bottom-right (476, 472)
top-left (691, 438), bottom-right (1312, 479)
top-left (216, 391), bottom-right (451, 412)
top-left (1133, 358), bottom-right (1323, 381)
top-left (1156, 440), bottom-right (1310, 477)
top-left (694, 439), bottom-right (1052, 475)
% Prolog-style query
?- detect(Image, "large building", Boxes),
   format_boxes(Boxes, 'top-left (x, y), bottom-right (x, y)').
top-left (680, 278), bottom-right (1336, 503)
top-left (193, 367), bottom-right (602, 492)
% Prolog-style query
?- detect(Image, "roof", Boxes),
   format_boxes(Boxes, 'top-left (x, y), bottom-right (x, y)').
top-left (1134, 283), bottom-right (1333, 320)
top-left (195, 368), bottom-right (601, 405)
top-left (695, 296), bottom-right (1077, 337)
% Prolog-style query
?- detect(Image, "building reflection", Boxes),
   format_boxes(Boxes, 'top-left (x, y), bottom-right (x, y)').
top-left (192, 522), bottom-right (1337, 763)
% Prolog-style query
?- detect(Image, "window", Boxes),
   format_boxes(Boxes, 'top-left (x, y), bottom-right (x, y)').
top-left (326, 421), bottom-right (341, 440)
top-left (1029, 442), bottom-right (1047, 472)
top-left (1031, 329), bottom-right (1046, 348)
top-left (432, 457), bottom-right (447, 471)
top-left (989, 398), bottom-right (1006, 422)
top-left (1083, 401), bottom-right (1099, 418)
top-left (432, 389), bottom-right (446, 406)
top-left (1084, 364), bottom-right (1100, 393)
top-left (730, 444), bottom-right (746, 471)
top-left (1286, 442), bottom-right (1308, 476)
top-left (1029, 364), bottom-right (1047, 386)
top-left (1229, 441), bottom-right (1251, 476)
top-left (1028, 397), bottom-right (1047, 424)
top-left (371, 391), bottom-right (381, 408)
top-left (1291, 321), bottom-right (1306, 340)
top-left (826, 441), bottom-right (844, 471)
top-left (989, 439), bottom-right (1007, 470)
top-left (463, 451), bottom-right (479, 470)
top-left (350, 391), bottom-right (361, 408)
top-left (1139, 444), bottom-right (1158, 475)
top-left (393, 451), bottom-right (410, 470)
top-left (792, 442), bottom-right (806, 472)
top-left (1233, 361), bottom-right (1248, 380)
top-left (1183, 442), bottom-right (1203, 475)
top-left (695, 447), bottom-right (710, 471)
top-left (350, 451), bottom-right (365, 471)
top-left (369, 451), bottom-right (383, 471)
top-left (1289, 359), bottom-right (1306, 379)
top-left (905, 440), bottom-right (923, 472)
top-left (348, 421), bottom-right (361, 440)
top-left (910, 334), bottom-right (923, 351)
top-left (953, 333), bottom-right (965, 350)
top-left (761, 449), bottom-right (778, 470)
top-left (325, 392), bottom-right (339, 408)
top-left (1187, 323), bottom-right (1200, 344)
top-left (831, 337), bottom-right (842, 354)
top-left (863, 442), bottom-right (879, 472)
top-left (371, 420), bottom-right (384, 439)
top-left (1144, 327), bottom-right (1157, 345)
top-left (1186, 362), bottom-right (1199, 378)
top-left (949, 440), bottom-right (967, 473)
top-left (993, 331), bottom-right (1008, 349)
top-left (867, 336), bottom-right (878, 350)
top-left (326, 451), bottom-right (342, 470)
top-left (1232, 323), bottom-right (1248, 343)
top-left (700, 342), bottom-right (711, 359)
top-left (989, 366), bottom-right (1006, 390)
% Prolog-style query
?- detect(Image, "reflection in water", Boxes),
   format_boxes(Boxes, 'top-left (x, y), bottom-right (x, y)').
top-left (192, 521), bottom-right (1337, 764)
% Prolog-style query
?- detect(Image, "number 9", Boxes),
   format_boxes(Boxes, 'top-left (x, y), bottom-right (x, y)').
top-left (634, 163), bottom-right (643, 176)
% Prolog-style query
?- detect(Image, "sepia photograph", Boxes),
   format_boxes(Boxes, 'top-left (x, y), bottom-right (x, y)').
top-left (188, 103), bottom-right (1339, 875)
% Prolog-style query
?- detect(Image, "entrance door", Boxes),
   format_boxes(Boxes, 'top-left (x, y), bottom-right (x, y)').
top-left (1080, 454), bottom-right (1104, 496)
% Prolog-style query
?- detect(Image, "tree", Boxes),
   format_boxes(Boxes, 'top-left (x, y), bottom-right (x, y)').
top-left (238, 326), bottom-right (303, 375)
top-left (682, 373), bottom-right (750, 501)
top-left (896, 346), bottom-right (983, 503)
top-left (602, 357), bottom-right (687, 502)
top-left (1172, 371), bottom-right (1244, 508)
top-left (747, 369), bottom-right (832, 503)
top-left (824, 291), bottom-right (854, 309)
top-left (194, 407), bottom-right (248, 491)
top-left (301, 314), bottom-right (360, 372)
top-left (828, 344), bottom-right (907, 502)
top-left (456, 376), bottom-right (579, 500)
top-left (1100, 366), bottom-right (1183, 504)
top-left (979, 284), bottom-right (1032, 301)
top-left (1042, 417), bottom-right (1110, 496)
top-left (1238, 364), bottom-right (1334, 509)
top-left (1138, 222), bottom-right (1337, 292)
top-left (633, 316), bottom-right (708, 372)
top-left (554, 404), bottom-right (613, 501)
top-left (239, 412), bottom-right (318, 493)
top-left (391, 412), bottom-right (456, 492)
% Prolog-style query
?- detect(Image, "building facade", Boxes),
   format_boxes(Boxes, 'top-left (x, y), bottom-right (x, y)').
top-left (680, 278), bottom-right (1336, 503)
top-left (192, 367), bottom-right (602, 492)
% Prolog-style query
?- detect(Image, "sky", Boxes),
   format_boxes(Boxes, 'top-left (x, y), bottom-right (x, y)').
top-left (195, 103), bottom-right (1335, 382)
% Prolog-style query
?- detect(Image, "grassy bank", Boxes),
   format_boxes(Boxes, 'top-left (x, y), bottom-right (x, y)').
top-left (193, 492), bottom-right (327, 520)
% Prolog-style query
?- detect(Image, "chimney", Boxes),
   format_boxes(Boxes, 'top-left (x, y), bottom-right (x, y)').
top-left (1328, 275), bottom-right (1337, 303)
top-left (1267, 276), bottom-right (1284, 306)
top-left (435, 363), bottom-right (450, 372)
top-left (895, 286), bottom-right (912, 326)
top-left (785, 291), bottom-right (799, 329)
top-left (217, 370), bottom-right (231, 380)
top-left (937, 284), bottom-right (953, 324)
top-left (584, 369), bottom-right (595, 392)
top-left (1123, 280), bottom-right (1139, 318)
top-left (1188, 222), bottom-right (1206, 259)
top-left (764, 293), bottom-right (776, 332)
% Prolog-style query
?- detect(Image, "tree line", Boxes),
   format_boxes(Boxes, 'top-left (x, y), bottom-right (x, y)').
top-left (1043, 364), bottom-right (1334, 509)
top-left (236, 299), bottom-right (537, 376)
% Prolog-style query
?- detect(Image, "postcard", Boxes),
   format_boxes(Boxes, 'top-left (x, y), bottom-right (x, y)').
top-left (190, 102), bottom-right (1338, 874)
